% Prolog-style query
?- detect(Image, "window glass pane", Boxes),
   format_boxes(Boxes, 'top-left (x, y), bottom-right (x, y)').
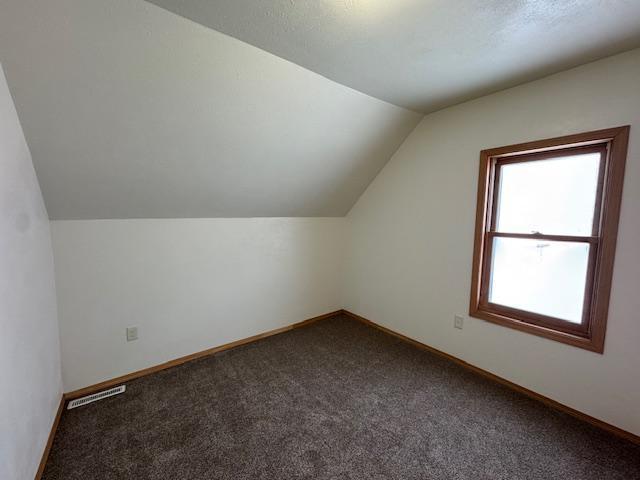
top-left (488, 237), bottom-right (589, 323)
top-left (495, 153), bottom-right (601, 236)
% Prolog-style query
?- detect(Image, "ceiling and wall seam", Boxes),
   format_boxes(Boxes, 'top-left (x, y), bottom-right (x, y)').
top-left (1, 0), bottom-right (638, 220)
top-left (146, 0), bottom-right (640, 113)
top-left (0, 0), bottom-right (422, 220)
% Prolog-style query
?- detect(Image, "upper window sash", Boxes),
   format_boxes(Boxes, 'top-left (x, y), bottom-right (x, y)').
top-left (487, 144), bottom-right (608, 238)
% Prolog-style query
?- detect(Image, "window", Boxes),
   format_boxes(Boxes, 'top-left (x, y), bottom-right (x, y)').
top-left (469, 127), bottom-right (629, 352)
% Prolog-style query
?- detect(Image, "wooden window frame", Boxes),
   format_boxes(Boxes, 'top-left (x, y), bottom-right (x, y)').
top-left (469, 126), bottom-right (630, 353)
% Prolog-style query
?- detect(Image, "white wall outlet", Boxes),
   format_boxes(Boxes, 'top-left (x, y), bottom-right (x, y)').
top-left (126, 326), bottom-right (138, 342)
top-left (454, 315), bottom-right (464, 329)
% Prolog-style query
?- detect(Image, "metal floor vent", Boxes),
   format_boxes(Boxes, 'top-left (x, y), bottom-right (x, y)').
top-left (67, 385), bottom-right (126, 410)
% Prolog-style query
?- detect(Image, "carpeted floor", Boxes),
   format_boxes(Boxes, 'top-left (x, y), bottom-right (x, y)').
top-left (43, 315), bottom-right (640, 480)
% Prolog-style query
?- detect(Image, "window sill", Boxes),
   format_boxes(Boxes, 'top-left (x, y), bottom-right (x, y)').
top-left (469, 307), bottom-right (604, 353)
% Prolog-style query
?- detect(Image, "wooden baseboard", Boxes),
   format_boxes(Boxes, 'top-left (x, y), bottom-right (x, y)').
top-left (64, 310), bottom-right (342, 401)
top-left (48, 306), bottom-right (639, 475)
top-left (341, 309), bottom-right (640, 446)
top-left (34, 395), bottom-right (65, 480)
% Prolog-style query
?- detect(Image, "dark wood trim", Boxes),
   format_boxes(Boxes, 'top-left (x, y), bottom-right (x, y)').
top-left (469, 148), bottom-right (492, 318)
top-left (468, 308), bottom-right (599, 351)
top-left (341, 309), bottom-right (640, 446)
top-left (591, 147), bottom-right (609, 236)
top-left (492, 143), bottom-right (607, 167)
top-left (64, 310), bottom-right (342, 401)
top-left (589, 126), bottom-right (629, 352)
top-left (479, 126), bottom-right (629, 158)
top-left (483, 302), bottom-right (589, 336)
top-left (469, 126), bottom-right (630, 352)
top-left (34, 396), bottom-right (65, 480)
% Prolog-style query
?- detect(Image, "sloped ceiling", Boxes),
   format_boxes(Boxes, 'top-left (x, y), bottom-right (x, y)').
top-left (0, 0), bottom-right (421, 220)
top-left (147, 0), bottom-right (640, 113)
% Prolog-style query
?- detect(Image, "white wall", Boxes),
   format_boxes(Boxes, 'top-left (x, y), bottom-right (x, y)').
top-left (51, 218), bottom-right (345, 392)
top-left (344, 49), bottom-right (640, 436)
top-left (0, 65), bottom-right (62, 480)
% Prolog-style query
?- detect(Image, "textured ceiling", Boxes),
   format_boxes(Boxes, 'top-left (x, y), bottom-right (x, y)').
top-left (146, 0), bottom-right (640, 112)
top-left (0, 0), bottom-right (421, 219)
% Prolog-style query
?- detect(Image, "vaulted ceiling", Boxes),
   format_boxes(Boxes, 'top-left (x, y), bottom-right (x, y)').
top-left (147, 0), bottom-right (640, 112)
top-left (0, 0), bottom-right (420, 219)
top-left (1, 0), bottom-right (639, 219)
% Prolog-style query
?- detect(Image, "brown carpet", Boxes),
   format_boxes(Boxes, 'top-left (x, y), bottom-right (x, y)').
top-left (43, 315), bottom-right (640, 479)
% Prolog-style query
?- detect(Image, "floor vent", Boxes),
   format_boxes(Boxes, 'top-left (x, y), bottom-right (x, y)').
top-left (67, 385), bottom-right (126, 410)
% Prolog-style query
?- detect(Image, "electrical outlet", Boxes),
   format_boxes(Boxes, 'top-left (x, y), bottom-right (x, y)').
top-left (126, 326), bottom-right (138, 342)
top-left (454, 315), bottom-right (464, 330)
